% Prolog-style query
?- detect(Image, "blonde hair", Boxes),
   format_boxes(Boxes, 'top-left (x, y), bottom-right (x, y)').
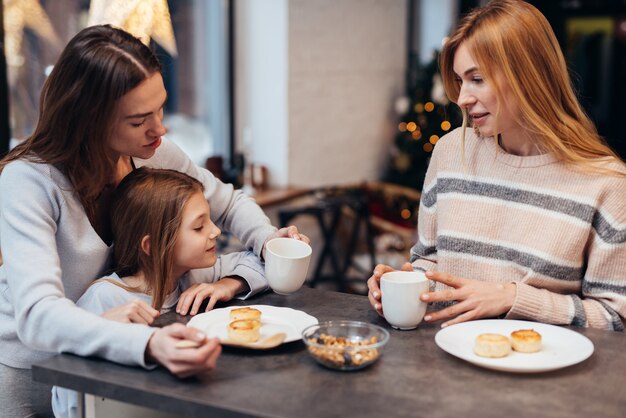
top-left (110, 167), bottom-right (204, 310)
top-left (439, 0), bottom-right (625, 175)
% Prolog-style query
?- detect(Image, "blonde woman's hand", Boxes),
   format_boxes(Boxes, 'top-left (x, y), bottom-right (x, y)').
top-left (100, 300), bottom-right (159, 325)
top-left (145, 323), bottom-right (221, 379)
top-left (176, 278), bottom-right (247, 316)
top-left (367, 262), bottom-right (414, 316)
top-left (420, 271), bottom-right (517, 328)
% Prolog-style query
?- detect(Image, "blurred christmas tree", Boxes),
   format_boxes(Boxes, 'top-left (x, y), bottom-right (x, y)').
top-left (383, 50), bottom-right (461, 191)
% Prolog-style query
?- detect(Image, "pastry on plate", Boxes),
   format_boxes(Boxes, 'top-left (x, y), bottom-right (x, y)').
top-left (510, 329), bottom-right (542, 353)
top-left (229, 307), bottom-right (262, 322)
top-left (474, 333), bottom-right (511, 358)
top-left (227, 319), bottom-right (261, 343)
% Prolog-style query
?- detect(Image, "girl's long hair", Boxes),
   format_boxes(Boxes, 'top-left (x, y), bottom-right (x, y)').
top-left (110, 167), bottom-right (204, 310)
top-left (0, 25), bottom-right (162, 220)
top-left (439, 0), bottom-right (625, 175)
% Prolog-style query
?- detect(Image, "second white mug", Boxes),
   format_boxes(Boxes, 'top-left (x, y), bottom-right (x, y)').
top-left (264, 238), bottom-right (312, 295)
top-left (380, 270), bottom-right (429, 330)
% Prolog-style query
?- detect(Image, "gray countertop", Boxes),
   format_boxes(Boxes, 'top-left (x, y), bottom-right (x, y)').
top-left (33, 287), bottom-right (626, 418)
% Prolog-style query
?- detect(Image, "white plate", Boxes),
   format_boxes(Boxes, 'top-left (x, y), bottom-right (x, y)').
top-left (434, 319), bottom-right (594, 373)
top-left (186, 305), bottom-right (318, 345)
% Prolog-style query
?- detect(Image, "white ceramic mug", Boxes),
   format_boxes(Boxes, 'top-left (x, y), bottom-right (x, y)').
top-left (380, 270), bottom-right (429, 330)
top-left (264, 238), bottom-right (312, 295)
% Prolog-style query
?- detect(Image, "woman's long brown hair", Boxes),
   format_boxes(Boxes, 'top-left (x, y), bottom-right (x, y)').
top-left (110, 167), bottom-right (204, 310)
top-left (439, 0), bottom-right (625, 175)
top-left (0, 25), bottom-right (162, 221)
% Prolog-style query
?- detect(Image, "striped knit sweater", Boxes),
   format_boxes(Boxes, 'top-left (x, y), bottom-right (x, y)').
top-left (410, 127), bottom-right (626, 331)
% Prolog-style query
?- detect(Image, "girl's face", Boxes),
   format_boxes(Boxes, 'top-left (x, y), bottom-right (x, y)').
top-left (171, 191), bottom-right (221, 278)
top-left (108, 72), bottom-right (168, 160)
top-left (453, 43), bottom-right (521, 140)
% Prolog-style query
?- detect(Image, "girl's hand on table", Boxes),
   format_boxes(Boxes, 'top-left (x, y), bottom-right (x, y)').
top-left (176, 278), bottom-right (247, 315)
top-left (262, 225), bottom-right (311, 259)
top-left (101, 300), bottom-right (159, 325)
top-left (146, 323), bottom-right (221, 379)
top-left (367, 262), bottom-right (414, 316)
top-left (421, 271), bottom-right (516, 328)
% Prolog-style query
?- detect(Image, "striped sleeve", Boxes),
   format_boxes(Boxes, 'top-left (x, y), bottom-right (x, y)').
top-left (410, 147), bottom-right (439, 273)
top-left (507, 188), bottom-right (626, 331)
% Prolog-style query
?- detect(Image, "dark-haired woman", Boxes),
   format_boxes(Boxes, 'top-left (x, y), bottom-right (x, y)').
top-left (0, 25), bottom-right (307, 416)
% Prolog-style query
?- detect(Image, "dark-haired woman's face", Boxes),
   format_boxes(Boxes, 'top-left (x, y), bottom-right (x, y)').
top-left (108, 73), bottom-right (168, 160)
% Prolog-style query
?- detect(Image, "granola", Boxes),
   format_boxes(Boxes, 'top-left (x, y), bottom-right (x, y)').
top-left (307, 333), bottom-right (380, 368)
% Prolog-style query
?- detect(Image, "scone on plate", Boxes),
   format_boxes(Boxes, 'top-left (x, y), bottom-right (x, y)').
top-left (227, 319), bottom-right (261, 343)
top-left (474, 333), bottom-right (511, 358)
top-left (510, 329), bottom-right (542, 353)
top-left (229, 307), bottom-right (262, 322)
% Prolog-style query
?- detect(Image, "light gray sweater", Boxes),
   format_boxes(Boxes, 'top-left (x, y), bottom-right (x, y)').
top-left (0, 137), bottom-right (276, 369)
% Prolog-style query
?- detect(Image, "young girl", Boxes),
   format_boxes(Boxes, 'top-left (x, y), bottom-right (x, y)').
top-left (368, 0), bottom-right (626, 330)
top-left (52, 167), bottom-right (268, 418)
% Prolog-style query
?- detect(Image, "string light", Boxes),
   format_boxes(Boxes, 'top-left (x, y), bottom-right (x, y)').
top-left (3, 0), bottom-right (61, 74)
top-left (424, 102), bottom-right (435, 112)
top-left (414, 103), bottom-right (424, 113)
top-left (401, 209), bottom-right (411, 219)
top-left (423, 143), bottom-right (433, 152)
top-left (412, 130), bottom-right (422, 140)
top-left (406, 122), bottom-right (417, 132)
top-left (429, 135), bottom-right (439, 144)
top-left (88, 0), bottom-right (178, 56)
top-left (398, 122), bottom-right (407, 132)
top-left (441, 121), bottom-right (451, 131)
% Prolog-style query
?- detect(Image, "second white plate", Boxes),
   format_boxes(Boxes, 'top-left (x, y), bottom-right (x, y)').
top-left (434, 319), bottom-right (594, 373)
top-left (186, 305), bottom-right (318, 345)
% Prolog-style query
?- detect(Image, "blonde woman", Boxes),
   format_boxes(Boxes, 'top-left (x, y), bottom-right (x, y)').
top-left (368, 0), bottom-right (626, 331)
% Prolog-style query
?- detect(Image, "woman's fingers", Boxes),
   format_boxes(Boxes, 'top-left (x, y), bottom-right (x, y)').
top-left (441, 310), bottom-right (476, 328)
top-left (401, 262), bottom-right (413, 272)
top-left (424, 299), bottom-right (471, 322)
top-left (425, 271), bottom-right (464, 288)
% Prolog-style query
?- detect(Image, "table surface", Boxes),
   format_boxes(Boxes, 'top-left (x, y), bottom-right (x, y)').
top-left (33, 287), bottom-right (626, 418)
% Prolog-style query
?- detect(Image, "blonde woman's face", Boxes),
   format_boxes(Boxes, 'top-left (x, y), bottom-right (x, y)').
top-left (453, 43), bottom-right (520, 139)
top-left (172, 191), bottom-right (221, 278)
top-left (109, 72), bottom-right (168, 160)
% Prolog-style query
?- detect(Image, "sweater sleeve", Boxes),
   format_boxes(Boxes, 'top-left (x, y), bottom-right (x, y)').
top-left (410, 146), bottom-right (439, 273)
top-left (185, 251), bottom-right (269, 299)
top-left (0, 163), bottom-right (155, 367)
top-left (507, 184), bottom-right (626, 331)
top-left (136, 138), bottom-right (277, 257)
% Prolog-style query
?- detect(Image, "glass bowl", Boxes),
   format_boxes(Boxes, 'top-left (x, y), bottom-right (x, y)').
top-left (301, 320), bottom-right (390, 371)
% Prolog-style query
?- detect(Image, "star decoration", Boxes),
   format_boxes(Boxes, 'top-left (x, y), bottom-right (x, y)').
top-left (88, 0), bottom-right (178, 56)
top-left (2, 0), bottom-right (61, 68)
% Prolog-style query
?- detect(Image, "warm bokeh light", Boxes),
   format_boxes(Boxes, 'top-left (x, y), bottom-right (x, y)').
top-left (429, 135), bottom-right (439, 144)
top-left (441, 121), bottom-right (451, 131)
top-left (401, 209), bottom-right (412, 219)
top-left (412, 130), bottom-right (422, 140)
top-left (414, 103), bottom-right (424, 113)
top-left (399, 122), bottom-right (407, 132)
top-left (406, 122), bottom-right (417, 132)
top-left (423, 143), bottom-right (433, 152)
top-left (424, 102), bottom-right (435, 112)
